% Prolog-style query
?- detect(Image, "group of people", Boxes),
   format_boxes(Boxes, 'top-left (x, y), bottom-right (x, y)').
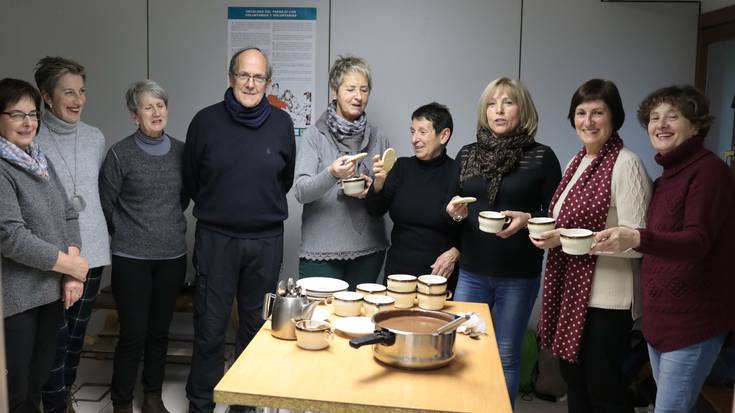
top-left (0, 46), bottom-right (732, 413)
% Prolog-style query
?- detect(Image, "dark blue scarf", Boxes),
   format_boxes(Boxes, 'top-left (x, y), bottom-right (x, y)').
top-left (224, 87), bottom-right (272, 128)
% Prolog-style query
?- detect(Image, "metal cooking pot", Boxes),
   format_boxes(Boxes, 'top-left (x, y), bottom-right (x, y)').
top-left (349, 309), bottom-right (459, 370)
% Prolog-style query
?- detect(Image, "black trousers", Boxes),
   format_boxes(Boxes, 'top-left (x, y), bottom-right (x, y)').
top-left (559, 307), bottom-right (634, 413)
top-left (186, 227), bottom-right (283, 413)
top-left (109, 255), bottom-right (187, 405)
top-left (5, 300), bottom-right (63, 413)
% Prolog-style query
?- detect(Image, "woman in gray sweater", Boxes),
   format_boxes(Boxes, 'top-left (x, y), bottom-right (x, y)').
top-left (293, 56), bottom-right (389, 287)
top-left (0, 78), bottom-right (89, 413)
top-left (33, 56), bottom-right (111, 413)
top-left (99, 80), bottom-right (187, 413)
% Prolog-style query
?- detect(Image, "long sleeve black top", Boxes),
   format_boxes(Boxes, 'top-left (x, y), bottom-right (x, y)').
top-left (450, 142), bottom-right (561, 278)
top-left (366, 152), bottom-right (460, 276)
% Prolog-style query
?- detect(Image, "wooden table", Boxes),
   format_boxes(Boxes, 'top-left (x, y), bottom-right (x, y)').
top-left (214, 301), bottom-right (511, 413)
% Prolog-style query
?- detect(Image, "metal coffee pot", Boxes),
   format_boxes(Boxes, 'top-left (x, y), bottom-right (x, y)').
top-left (262, 291), bottom-right (318, 340)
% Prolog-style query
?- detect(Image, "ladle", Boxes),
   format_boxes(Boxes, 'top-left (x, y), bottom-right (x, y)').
top-left (436, 313), bottom-right (471, 334)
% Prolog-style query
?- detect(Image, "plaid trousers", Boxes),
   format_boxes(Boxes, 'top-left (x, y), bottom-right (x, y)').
top-left (41, 266), bottom-right (104, 412)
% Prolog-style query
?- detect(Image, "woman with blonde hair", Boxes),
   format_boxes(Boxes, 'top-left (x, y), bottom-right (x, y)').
top-left (446, 76), bottom-right (561, 406)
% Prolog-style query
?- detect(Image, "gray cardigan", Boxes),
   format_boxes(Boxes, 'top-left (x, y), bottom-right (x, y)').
top-left (0, 158), bottom-right (81, 317)
top-left (293, 112), bottom-right (389, 260)
top-left (36, 112), bottom-right (111, 268)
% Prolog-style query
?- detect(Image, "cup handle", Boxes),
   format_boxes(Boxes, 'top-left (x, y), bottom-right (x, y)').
top-left (326, 329), bottom-right (334, 343)
top-left (338, 180), bottom-right (344, 189)
top-left (504, 217), bottom-right (512, 224)
top-left (445, 291), bottom-right (453, 300)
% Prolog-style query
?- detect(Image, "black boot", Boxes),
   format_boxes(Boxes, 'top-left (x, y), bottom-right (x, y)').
top-left (142, 391), bottom-right (170, 413)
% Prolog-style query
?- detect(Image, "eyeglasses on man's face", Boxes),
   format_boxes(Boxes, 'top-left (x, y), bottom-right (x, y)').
top-left (1, 111), bottom-right (41, 123)
top-left (232, 72), bottom-right (268, 85)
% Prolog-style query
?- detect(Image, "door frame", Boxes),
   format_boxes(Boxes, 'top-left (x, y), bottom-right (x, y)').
top-left (695, 5), bottom-right (735, 90)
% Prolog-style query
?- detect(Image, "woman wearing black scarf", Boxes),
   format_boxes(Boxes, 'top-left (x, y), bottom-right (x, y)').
top-left (446, 77), bottom-right (561, 407)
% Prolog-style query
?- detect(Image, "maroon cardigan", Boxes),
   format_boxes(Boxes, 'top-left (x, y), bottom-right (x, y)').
top-left (636, 136), bottom-right (735, 352)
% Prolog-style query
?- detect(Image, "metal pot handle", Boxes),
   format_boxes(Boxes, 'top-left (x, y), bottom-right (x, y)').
top-left (349, 329), bottom-right (395, 348)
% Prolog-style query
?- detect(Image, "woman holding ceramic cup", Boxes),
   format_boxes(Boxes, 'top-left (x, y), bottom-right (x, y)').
top-left (0, 78), bottom-right (89, 413)
top-left (591, 85), bottom-right (734, 413)
top-left (366, 102), bottom-right (460, 292)
top-left (532, 79), bottom-right (652, 413)
top-left (445, 77), bottom-right (561, 406)
top-left (33, 56), bottom-right (111, 412)
top-left (99, 80), bottom-right (187, 413)
top-left (293, 56), bottom-right (389, 287)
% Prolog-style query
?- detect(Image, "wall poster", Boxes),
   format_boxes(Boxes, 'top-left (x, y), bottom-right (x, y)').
top-left (228, 7), bottom-right (317, 136)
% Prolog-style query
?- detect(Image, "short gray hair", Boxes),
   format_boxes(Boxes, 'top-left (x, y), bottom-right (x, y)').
top-left (328, 55), bottom-right (372, 92)
top-left (228, 47), bottom-right (273, 80)
top-left (125, 80), bottom-right (168, 113)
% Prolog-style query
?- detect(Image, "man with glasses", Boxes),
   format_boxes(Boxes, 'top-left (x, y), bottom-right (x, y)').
top-left (183, 47), bottom-right (296, 413)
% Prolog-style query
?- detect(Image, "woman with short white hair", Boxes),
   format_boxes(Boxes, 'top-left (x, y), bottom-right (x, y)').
top-left (99, 79), bottom-right (187, 413)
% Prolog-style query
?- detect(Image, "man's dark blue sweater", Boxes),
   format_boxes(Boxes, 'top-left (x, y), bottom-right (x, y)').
top-left (183, 101), bottom-right (296, 237)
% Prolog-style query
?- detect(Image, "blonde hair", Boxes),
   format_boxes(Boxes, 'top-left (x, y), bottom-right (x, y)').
top-left (476, 77), bottom-right (538, 137)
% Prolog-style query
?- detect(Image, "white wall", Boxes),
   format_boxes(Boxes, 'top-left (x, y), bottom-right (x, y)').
top-left (330, 0), bottom-right (521, 158)
top-left (0, 1), bottom-right (147, 146)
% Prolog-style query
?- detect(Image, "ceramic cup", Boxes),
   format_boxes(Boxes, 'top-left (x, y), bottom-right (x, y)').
top-left (417, 291), bottom-right (453, 311)
top-left (417, 275), bottom-right (448, 295)
top-left (363, 294), bottom-right (395, 316)
top-left (340, 177), bottom-right (366, 196)
top-left (386, 274), bottom-right (417, 293)
top-left (478, 211), bottom-right (511, 234)
top-left (356, 283), bottom-right (387, 297)
top-left (387, 289), bottom-right (416, 309)
top-left (294, 319), bottom-right (333, 350)
top-left (330, 291), bottom-right (364, 317)
top-left (527, 217), bottom-right (556, 240)
top-left (560, 228), bottom-right (595, 255)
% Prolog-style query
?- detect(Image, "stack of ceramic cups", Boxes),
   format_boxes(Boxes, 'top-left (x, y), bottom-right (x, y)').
top-left (386, 274), bottom-right (417, 308)
top-left (416, 275), bottom-right (452, 310)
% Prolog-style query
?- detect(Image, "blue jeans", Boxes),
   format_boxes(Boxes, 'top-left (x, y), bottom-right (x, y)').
top-left (648, 334), bottom-right (726, 413)
top-left (454, 269), bottom-right (540, 407)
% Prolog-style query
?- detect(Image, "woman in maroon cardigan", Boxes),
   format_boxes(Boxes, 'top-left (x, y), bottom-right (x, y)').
top-left (592, 85), bottom-right (735, 413)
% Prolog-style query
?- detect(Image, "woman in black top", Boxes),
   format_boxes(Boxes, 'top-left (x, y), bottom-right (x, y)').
top-left (366, 102), bottom-right (460, 290)
top-left (446, 77), bottom-right (561, 407)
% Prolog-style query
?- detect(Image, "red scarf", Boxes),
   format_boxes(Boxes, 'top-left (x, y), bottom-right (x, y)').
top-left (537, 134), bottom-right (623, 362)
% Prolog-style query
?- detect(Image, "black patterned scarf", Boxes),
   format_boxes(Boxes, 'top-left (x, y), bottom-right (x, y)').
top-left (459, 127), bottom-right (534, 206)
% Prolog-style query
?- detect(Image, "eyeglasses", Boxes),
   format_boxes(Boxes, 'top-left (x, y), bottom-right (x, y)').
top-left (232, 72), bottom-right (268, 85)
top-left (1, 111), bottom-right (41, 123)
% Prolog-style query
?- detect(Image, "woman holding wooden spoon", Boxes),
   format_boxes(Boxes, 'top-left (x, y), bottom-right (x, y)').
top-left (293, 55), bottom-right (389, 287)
top-left (366, 102), bottom-right (461, 292)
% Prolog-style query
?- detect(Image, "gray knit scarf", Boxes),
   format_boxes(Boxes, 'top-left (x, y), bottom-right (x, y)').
top-left (326, 100), bottom-right (368, 153)
top-left (0, 136), bottom-right (49, 180)
top-left (459, 127), bottom-right (534, 207)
